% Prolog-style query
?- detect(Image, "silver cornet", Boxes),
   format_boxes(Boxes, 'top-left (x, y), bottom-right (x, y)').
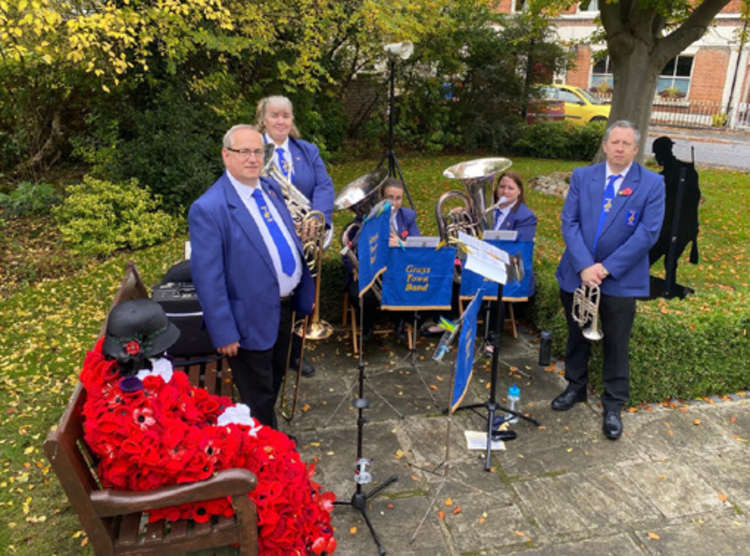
top-left (571, 283), bottom-right (603, 341)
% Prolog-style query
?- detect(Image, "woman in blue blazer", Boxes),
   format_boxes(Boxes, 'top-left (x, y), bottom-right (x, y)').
top-left (256, 96), bottom-right (335, 377)
top-left (491, 171), bottom-right (537, 242)
top-left (256, 95), bottom-right (335, 226)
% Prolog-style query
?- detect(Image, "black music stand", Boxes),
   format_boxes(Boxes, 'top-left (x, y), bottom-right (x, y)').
top-left (376, 53), bottom-right (415, 210)
top-left (334, 295), bottom-right (398, 555)
top-left (450, 283), bottom-right (540, 471)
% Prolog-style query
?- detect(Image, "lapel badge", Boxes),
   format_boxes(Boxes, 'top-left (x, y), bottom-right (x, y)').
top-left (625, 209), bottom-right (638, 226)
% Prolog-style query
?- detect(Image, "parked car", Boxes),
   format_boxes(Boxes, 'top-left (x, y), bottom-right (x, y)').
top-left (536, 84), bottom-right (610, 126)
top-left (525, 96), bottom-right (566, 124)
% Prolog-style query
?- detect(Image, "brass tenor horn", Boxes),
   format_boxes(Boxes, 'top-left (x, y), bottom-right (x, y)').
top-left (571, 283), bottom-right (603, 341)
top-left (262, 143), bottom-right (334, 250)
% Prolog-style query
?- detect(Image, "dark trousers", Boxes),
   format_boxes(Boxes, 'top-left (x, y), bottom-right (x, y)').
top-left (560, 289), bottom-right (636, 412)
top-left (228, 299), bottom-right (292, 427)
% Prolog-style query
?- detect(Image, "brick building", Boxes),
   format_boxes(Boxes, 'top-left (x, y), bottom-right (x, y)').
top-left (496, 1), bottom-right (750, 128)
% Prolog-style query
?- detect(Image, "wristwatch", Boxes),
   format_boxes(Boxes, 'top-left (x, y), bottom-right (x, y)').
top-left (602, 266), bottom-right (610, 277)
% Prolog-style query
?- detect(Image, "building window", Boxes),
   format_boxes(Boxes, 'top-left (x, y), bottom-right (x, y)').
top-left (591, 56), bottom-right (613, 92)
top-left (513, 0), bottom-right (527, 12)
top-left (657, 56), bottom-right (693, 97)
top-left (578, 0), bottom-right (599, 12)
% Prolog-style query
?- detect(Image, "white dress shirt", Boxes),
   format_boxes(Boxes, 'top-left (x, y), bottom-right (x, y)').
top-left (227, 171), bottom-right (302, 297)
top-left (605, 162), bottom-right (632, 195)
top-left (264, 134), bottom-right (294, 180)
top-left (493, 201), bottom-right (517, 230)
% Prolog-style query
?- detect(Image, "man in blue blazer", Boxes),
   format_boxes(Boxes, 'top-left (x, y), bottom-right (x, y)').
top-left (553, 120), bottom-right (665, 440)
top-left (188, 124), bottom-right (314, 428)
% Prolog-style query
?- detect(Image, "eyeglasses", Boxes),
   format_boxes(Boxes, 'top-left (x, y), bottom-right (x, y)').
top-left (226, 147), bottom-right (264, 158)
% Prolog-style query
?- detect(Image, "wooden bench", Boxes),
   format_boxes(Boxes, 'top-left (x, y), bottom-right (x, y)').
top-left (44, 262), bottom-right (258, 555)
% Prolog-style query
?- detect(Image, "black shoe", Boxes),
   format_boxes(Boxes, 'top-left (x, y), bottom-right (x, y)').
top-left (550, 387), bottom-right (587, 411)
top-left (602, 410), bottom-right (623, 440)
top-left (291, 358), bottom-right (316, 378)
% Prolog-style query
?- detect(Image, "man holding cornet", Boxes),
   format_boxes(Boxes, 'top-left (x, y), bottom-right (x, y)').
top-left (553, 121), bottom-right (665, 440)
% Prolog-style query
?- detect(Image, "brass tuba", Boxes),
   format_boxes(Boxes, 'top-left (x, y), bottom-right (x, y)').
top-left (571, 283), bottom-right (603, 341)
top-left (438, 157), bottom-right (513, 240)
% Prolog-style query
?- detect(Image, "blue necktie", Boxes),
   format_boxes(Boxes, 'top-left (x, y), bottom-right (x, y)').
top-left (251, 188), bottom-right (295, 276)
top-left (276, 147), bottom-right (290, 179)
top-left (494, 208), bottom-right (503, 230)
top-left (592, 174), bottom-right (620, 253)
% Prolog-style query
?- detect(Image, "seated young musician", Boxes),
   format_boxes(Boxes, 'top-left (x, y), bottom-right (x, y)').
top-left (343, 178), bottom-right (420, 338)
top-left (383, 177), bottom-right (420, 245)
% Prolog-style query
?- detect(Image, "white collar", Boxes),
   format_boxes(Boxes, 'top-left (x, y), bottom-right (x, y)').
top-left (264, 133), bottom-right (290, 152)
top-left (226, 170), bottom-right (261, 199)
top-left (605, 162), bottom-right (632, 181)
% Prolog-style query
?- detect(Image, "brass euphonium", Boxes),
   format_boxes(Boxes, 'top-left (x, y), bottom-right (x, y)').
top-left (333, 167), bottom-right (389, 301)
top-left (438, 157), bottom-right (513, 241)
top-left (571, 283), bottom-right (603, 341)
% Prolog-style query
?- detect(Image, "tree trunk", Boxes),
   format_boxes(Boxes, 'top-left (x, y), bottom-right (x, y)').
top-left (596, 0), bottom-right (734, 162)
top-left (606, 40), bottom-right (662, 160)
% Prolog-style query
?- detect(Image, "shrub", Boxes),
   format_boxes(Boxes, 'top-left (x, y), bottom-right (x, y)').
top-left (711, 112), bottom-right (728, 128)
top-left (512, 121), bottom-right (604, 160)
top-left (53, 176), bottom-right (180, 256)
top-left (0, 181), bottom-right (60, 218)
top-left (532, 259), bottom-right (749, 405)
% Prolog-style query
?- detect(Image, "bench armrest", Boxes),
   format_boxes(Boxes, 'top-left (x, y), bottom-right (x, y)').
top-left (90, 468), bottom-right (257, 517)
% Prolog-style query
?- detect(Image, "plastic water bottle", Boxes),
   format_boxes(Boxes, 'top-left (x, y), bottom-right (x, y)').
top-left (507, 384), bottom-right (520, 424)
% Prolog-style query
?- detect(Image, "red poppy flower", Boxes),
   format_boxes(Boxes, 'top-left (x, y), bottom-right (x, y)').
top-left (400, 229), bottom-right (408, 239)
top-left (619, 187), bottom-right (633, 196)
top-left (124, 340), bottom-right (141, 355)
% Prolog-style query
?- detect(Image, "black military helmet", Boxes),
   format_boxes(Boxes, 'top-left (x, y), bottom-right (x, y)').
top-left (652, 136), bottom-right (674, 154)
top-left (102, 298), bottom-right (180, 362)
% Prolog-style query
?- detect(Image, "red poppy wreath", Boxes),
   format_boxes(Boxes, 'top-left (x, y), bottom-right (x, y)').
top-left (80, 338), bottom-right (337, 554)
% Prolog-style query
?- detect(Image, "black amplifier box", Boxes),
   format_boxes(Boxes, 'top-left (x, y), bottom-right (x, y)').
top-left (152, 282), bottom-right (215, 357)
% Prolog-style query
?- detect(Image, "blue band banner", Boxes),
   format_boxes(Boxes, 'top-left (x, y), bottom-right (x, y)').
top-left (357, 206), bottom-right (391, 297)
top-left (451, 292), bottom-right (482, 413)
top-left (381, 246), bottom-right (456, 310)
top-left (460, 240), bottom-right (534, 300)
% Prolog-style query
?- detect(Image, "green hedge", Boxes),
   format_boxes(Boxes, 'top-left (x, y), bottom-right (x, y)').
top-left (512, 120), bottom-right (606, 160)
top-left (532, 258), bottom-right (749, 405)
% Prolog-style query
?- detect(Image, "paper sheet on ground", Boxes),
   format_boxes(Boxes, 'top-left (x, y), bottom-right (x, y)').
top-left (464, 430), bottom-right (505, 451)
top-left (458, 231), bottom-right (509, 285)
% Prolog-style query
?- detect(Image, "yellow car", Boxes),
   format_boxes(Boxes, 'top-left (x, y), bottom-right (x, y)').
top-left (537, 84), bottom-right (610, 126)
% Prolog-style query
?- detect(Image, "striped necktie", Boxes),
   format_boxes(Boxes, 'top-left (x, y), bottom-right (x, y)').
top-left (251, 188), bottom-right (295, 276)
top-left (276, 147), bottom-right (290, 180)
top-left (592, 174), bottom-right (620, 253)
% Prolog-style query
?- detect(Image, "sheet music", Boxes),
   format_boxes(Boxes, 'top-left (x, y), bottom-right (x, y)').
top-left (483, 229), bottom-right (518, 241)
top-left (404, 236), bottom-right (441, 248)
top-left (459, 232), bottom-right (509, 285)
top-left (464, 430), bottom-right (505, 451)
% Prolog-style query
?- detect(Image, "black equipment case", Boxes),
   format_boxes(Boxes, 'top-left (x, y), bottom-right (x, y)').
top-left (152, 261), bottom-right (215, 357)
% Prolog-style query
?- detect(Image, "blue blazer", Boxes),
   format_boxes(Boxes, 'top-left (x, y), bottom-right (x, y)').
top-left (188, 173), bottom-right (314, 351)
top-left (556, 162), bottom-right (665, 297)
top-left (287, 137), bottom-right (335, 225)
top-left (494, 202), bottom-right (537, 242)
top-left (394, 207), bottom-right (420, 238)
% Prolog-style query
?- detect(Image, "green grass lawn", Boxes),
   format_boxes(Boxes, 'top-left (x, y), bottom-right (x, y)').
top-left (0, 153), bottom-right (747, 554)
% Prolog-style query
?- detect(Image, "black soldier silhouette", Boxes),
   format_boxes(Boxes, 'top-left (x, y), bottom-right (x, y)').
top-left (649, 136), bottom-right (701, 298)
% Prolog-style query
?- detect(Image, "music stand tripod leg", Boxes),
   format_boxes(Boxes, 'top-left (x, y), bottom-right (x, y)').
top-left (334, 293), bottom-right (398, 555)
